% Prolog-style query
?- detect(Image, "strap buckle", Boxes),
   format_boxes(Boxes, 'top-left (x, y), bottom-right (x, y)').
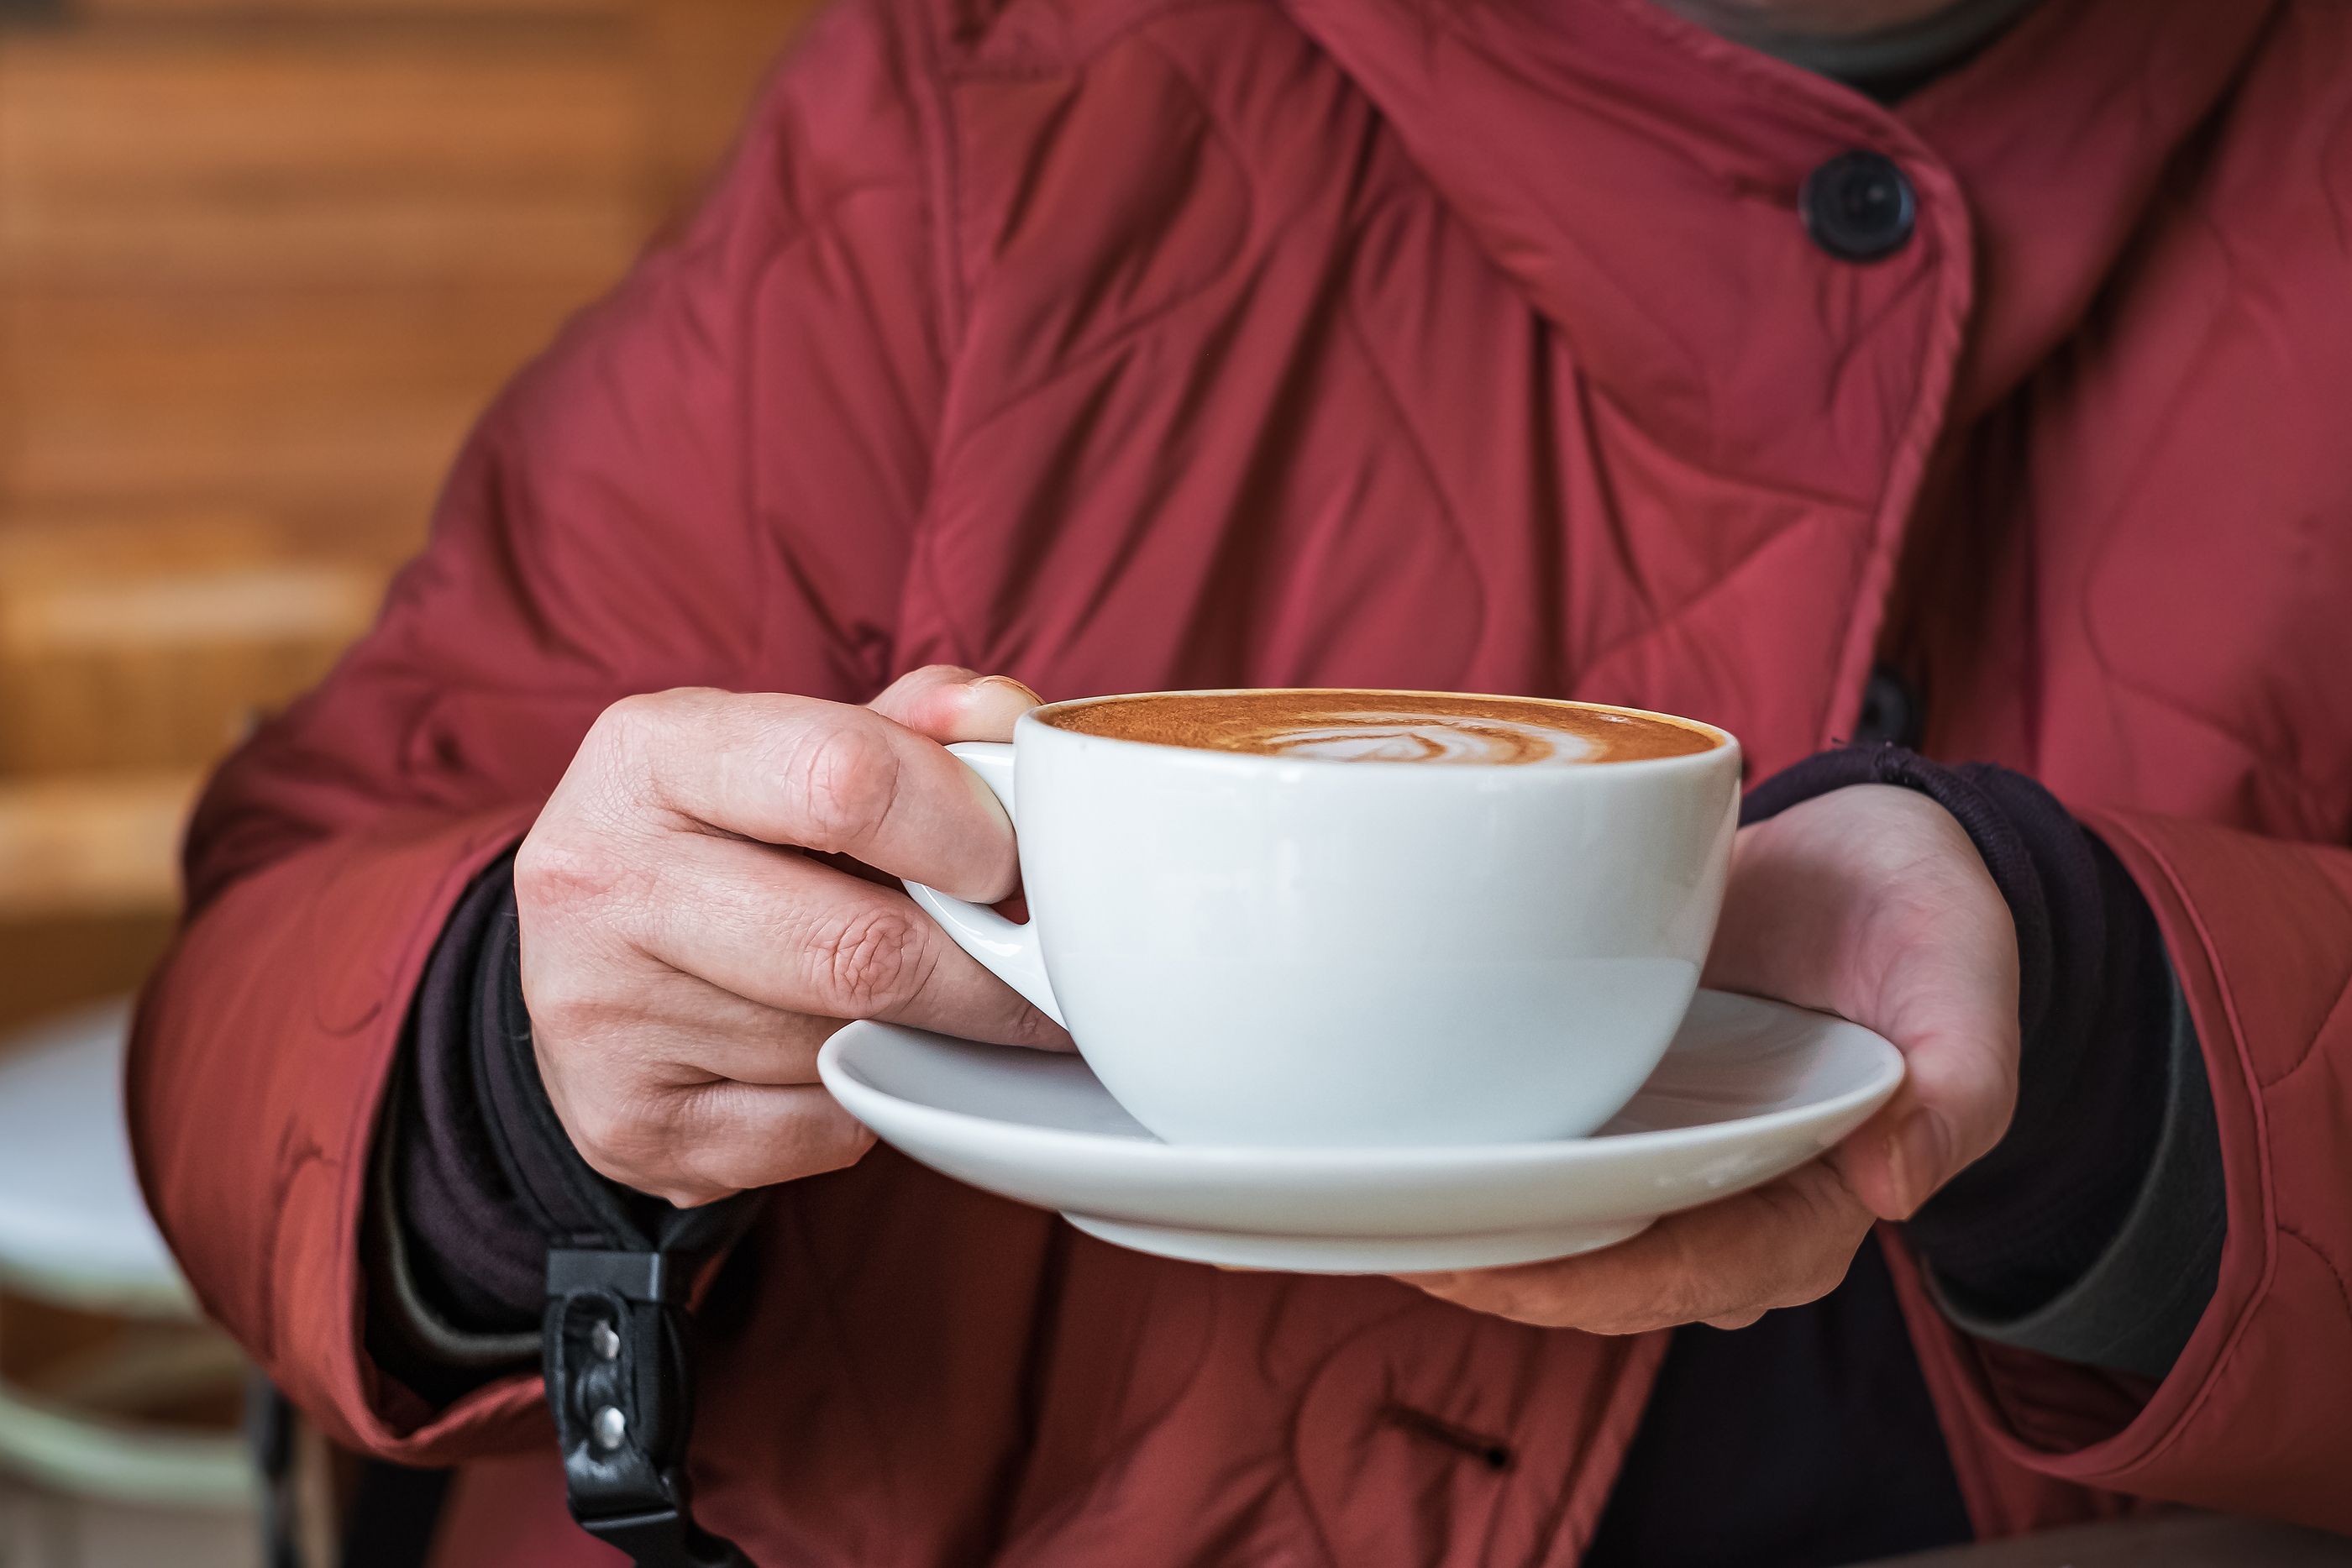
top-left (549, 1246), bottom-right (685, 1304)
top-left (547, 1247), bottom-right (747, 1568)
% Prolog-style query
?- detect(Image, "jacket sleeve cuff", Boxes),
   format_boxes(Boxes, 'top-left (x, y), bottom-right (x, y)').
top-left (368, 1079), bottom-right (542, 1379)
top-left (365, 852), bottom-right (549, 1404)
top-left (1745, 745), bottom-right (2218, 1373)
top-left (1923, 973), bottom-right (2225, 1379)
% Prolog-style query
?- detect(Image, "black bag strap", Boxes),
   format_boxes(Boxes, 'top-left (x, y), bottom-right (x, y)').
top-left (543, 1235), bottom-right (751, 1568)
top-left (540, 1190), bottom-right (765, 1566)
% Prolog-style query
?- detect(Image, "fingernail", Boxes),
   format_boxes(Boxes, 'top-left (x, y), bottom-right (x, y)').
top-left (972, 675), bottom-right (1042, 706)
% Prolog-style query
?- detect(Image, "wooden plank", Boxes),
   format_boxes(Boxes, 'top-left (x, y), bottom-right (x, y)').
top-left (3, 182), bottom-right (645, 287)
top-left (0, 770), bottom-right (201, 918)
top-left (0, 26), bottom-right (644, 188)
top-left (1, 284), bottom-right (594, 517)
top-left (0, 913), bottom-right (176, 1038)
top-left (638, 0), bottom-right (817, 208)
top-left (0, 514), bottom-right (393, 774)
top-left (0, 24), bottom-right (653, 286)
top-left (1, 560), bottom-right (381, 658)
top-left (76, 0), bottom-right (624, 16)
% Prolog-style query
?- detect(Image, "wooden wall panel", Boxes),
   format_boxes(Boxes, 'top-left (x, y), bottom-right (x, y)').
top-left (4, 286), bottom-right (596, 523)
top-left (0, 915), bottom-right (176, 1037)
top-left (0, 514), bottom-right (392, 774)
top-left (0, 30), bottom-right (643, 191)
top-left (79, 1), bottom-right (624, 16)
top-left (0, 0), bottom-right (816, 1018)
top-left (641, 0), bottom-right (808, 206)
top-left (0, 27), bottom-right (651, 288)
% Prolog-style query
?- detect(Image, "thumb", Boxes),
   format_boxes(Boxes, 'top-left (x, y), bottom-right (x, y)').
top-left (1831, 994), bottom-right (2018, 1221)
top-left (1831, 1094), bottom-right (1958, 1222)
top-left (869, 665), bottom-right (1042, 742)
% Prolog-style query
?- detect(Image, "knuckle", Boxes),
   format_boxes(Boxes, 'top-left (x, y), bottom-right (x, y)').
top-left (780, 720), bottom-right (902, 853)
top-left (651, 1181), bottom-right (727, 1209)
top-left (583, 688), bottom-right (720, 798)
top-left (514, 830), bottom-right (622, 916)
top-left (518, 966), bottom-right (598, 1042)
top-left (809, 904), bottom-right (927, 1017)
top-left (560, 1087), bottom-right (635, 1166)
top-left (585, 690), bottom-right (670, 765)
top-left (569, 1085), bottom-right (679, 1186)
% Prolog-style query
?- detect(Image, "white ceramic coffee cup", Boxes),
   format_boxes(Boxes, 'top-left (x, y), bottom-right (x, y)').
top-left (906, 691), bottom-right (1741, 1147)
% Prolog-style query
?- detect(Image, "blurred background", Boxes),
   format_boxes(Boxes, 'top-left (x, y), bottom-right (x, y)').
top-left (0, 1), bottom-right (815, 1560)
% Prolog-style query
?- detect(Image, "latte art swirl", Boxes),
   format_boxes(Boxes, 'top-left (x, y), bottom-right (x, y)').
top-left (1041, 690), bottom-right (1720, 766)
top-left (1235, 714), bottom-right (1594, 765)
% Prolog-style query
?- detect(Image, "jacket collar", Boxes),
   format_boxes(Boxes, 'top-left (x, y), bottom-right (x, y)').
top-left (1280, 0), bottom-right (2277, 488)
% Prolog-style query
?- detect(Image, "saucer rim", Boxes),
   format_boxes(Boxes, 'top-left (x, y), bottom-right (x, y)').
top-left (818, 990), bottom-right (1904, 1173)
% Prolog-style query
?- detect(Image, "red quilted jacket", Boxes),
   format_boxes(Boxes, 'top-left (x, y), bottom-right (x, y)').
top-left (130, 0), bottom-right (2352, 1560)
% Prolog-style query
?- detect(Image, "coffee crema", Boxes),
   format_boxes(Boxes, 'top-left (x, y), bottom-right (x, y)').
top-left (1039, 690), bottom-right (1719, 767)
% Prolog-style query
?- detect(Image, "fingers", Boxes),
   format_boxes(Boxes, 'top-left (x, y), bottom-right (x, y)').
top-left (553, 965), bottom-right (843, 1088)
top-left (580, 685), bottom-right (1022, 901)
top-left (624, 829), bottom-right (1067, 1048)
top-left (869, 664), bottom-right (1041, 741)
top-left (665, 1080), bottom-right (879, 1200)
top-left (554, 1070), bottom-right (877, 1209)
top-left (519, 672), bottom-right (1063, 1208)
top-left (522, 942), bottom-right (886, 1206)
top-left (1399, 1161), bottom-right (1873, 1335)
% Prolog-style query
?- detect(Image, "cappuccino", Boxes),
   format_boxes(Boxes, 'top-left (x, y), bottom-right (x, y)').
top-left (1038, 690), bottom-right (1718, 768)
top-left (907, 688), bottom-right (1745, 1144)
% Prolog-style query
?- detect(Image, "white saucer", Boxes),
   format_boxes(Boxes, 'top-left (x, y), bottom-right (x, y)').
top-left (817, 990), bottom-right (1903, 1274)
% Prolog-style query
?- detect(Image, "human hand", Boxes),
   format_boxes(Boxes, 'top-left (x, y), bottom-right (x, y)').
top-left (515, 665), bottom-right (1064, 1208)
top-left (1401, 784), bottom-right (2019, 1332)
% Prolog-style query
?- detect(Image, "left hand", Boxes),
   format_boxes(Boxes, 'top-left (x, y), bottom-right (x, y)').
top-left (1401, 784), bottom-right (2021, 1333)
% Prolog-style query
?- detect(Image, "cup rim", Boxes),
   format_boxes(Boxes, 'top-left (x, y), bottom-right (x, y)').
top-left (1017, 687), bottom-right (1740, 774)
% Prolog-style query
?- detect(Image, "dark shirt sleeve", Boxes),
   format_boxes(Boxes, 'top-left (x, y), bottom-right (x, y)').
top-left (366, 852), bottom-right (674, 1400)
top-left (1744, 746), bottom-right (2224, 1377)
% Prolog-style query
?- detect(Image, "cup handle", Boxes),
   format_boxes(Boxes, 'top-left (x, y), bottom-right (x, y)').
top-left (902, 742), bottom-right (1065, 1027)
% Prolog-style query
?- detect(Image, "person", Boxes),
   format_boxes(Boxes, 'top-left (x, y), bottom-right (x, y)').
top-left (129, 0), bottom-right (2352, 1562)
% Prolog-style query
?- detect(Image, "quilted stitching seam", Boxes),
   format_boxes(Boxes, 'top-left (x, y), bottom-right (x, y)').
top-left (1332, 290), bottom-right (1487, 687)
top-left (2055, 812), bottom-right (2280, 1480)
top-left (2275, 1224), bottom-right (2352, 1334)
top-left (2259, 943), bottom-right (2352, 1089)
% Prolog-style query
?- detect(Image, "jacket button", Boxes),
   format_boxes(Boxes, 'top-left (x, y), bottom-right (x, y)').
top-left (1801, 151), bottom-right (1917, 262)
top-left (1853, 664), bottom-right (1924, 748)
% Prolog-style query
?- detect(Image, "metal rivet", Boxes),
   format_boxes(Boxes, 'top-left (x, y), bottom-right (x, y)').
top-left (591, 1405), bottom-right (627, 1451)
top-left (591, 1319), bottom-right (622, 1361)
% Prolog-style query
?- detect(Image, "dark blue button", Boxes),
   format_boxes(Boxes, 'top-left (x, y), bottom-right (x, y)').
top-left (1802, 151), bottom-right (1917, 263)
top-left (1854, 664), bottom-right (1923, 748)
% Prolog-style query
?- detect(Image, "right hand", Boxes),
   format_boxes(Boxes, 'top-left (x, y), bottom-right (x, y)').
top-left (515, 666), bottom-right (1065, 1208)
